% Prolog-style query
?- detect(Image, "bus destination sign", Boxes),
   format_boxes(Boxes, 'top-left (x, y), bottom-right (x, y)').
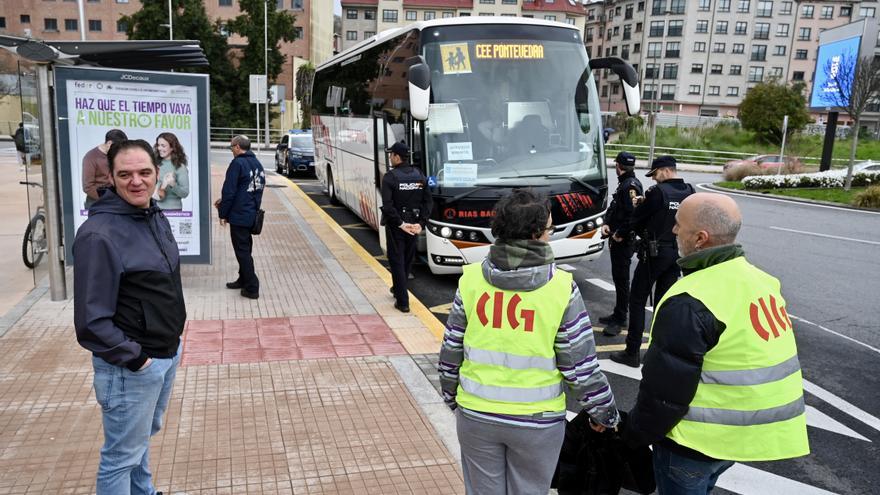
top-left (474, 43), bottom-right (545, 60)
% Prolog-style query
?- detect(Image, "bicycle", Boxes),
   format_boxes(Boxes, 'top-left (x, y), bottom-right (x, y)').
top-left (20, 181), bottom-right (47, 269)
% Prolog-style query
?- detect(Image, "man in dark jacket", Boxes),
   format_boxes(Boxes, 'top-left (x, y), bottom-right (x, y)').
top-left (381, 141), bottom-right (432, 312)
top-left (216, 135), bottom-right (265, 299)
top-left (73, 139), bottom-right (186, 495)
top-left (599, 151), bottom-right (643, 333)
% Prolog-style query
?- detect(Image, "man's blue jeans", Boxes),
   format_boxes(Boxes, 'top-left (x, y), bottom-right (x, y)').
top-left (653, 443), bottom-right (735, 495)
top-left (92, 349), bottom-right (180, 495)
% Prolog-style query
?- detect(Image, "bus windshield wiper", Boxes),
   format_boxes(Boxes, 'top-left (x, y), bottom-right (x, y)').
top-left (447, 185), bottom-right (508, 203)
top-left (497, 174), bottom-right (601, 196)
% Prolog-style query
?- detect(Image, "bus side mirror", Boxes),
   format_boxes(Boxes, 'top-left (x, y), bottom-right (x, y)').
top-left (589, 57), bottom-right (641, 116)
top-left (408, 60), bottom-right (431, 121)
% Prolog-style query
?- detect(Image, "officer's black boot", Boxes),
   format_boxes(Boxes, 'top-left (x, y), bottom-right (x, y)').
top-left (610, 349), bottom-right (640, 368)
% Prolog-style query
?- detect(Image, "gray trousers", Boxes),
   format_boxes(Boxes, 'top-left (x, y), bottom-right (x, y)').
top-left (457, 409), bottom-right (566, 495)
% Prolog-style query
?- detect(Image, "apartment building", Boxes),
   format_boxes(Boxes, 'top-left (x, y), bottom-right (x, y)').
top-left (587, 0), bottom-right (879, 118)
top-left (339, 0), bottom-right (588, 52)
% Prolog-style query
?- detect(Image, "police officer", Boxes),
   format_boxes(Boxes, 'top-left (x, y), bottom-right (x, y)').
top-left (381, 141), bottom-right (433, 313)
top-left (610, 156), bottom-right (694, 367)
top-left (599, 152), bottom-right (643, 335)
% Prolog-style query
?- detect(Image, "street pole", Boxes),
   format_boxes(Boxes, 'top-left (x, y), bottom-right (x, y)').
top-left (168, 0), bottom-right (173, 40)
top-left (76, 0), bottom-right (86, 40)
top-left (264, 0), bottom-right (270, 150)
top-left (36, 64), bottom-right (66, 301)
top-left (777, 114), bottom-right (789, 175)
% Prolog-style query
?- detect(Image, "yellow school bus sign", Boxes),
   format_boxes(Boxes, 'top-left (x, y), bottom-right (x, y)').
top-left (440, 43), bottom-right (472, 74)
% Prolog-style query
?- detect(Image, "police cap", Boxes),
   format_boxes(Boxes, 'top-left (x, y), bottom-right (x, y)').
top-left (388, 141), bottom-right (409, 157)
top-left (645, 155), bottom-right (677, 177)
top-left (615, 152), bottom-right (636, 168)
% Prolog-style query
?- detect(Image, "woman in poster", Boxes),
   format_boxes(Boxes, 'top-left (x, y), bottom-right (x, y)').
top-left (154, 132), bottom-right (190, 210)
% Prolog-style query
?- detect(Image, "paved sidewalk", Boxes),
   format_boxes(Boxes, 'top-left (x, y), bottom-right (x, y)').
top-left (0, 163), bottom-right (462, 494)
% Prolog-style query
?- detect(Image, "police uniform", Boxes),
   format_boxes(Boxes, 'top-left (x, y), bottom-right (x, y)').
top-left (600, 152), bottom-right (643, 331)
top-left (381, 142), bottom-right (433, 312)
top-left (616, 156), bottom-right (694, 363)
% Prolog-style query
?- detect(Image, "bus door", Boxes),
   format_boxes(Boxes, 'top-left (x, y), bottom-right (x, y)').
top-left (375, 111), bottom-right (392, 253)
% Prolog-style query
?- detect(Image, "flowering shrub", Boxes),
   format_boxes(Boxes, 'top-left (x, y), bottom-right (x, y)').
top-left (742, 169), bottom-right (880, 190)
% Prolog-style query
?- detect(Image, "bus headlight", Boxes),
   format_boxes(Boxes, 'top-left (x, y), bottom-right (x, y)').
top-left (440, 227), bottom-right (453, 238)
top-left (574, 224), bottom-right (585, 234)
top-left (596, 216), bottom-right (604, 226)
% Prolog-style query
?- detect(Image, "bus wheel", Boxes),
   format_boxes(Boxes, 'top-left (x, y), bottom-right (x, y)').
top-left (327, 167), bottom-right (340, 205)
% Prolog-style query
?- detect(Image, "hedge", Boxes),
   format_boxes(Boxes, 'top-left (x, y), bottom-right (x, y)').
top-left (742, 170), bottom-right (880, 190)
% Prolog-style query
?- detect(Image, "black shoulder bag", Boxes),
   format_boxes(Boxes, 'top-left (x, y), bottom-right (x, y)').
top-left (249, 162), bottom-right (265, 235)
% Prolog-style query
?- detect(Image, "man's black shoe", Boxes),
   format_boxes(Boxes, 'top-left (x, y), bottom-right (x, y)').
top-left (598, 314), bottom-right (625, 326)
top-left (240, 289), bottom-right (259, 300)
top-left (602, 326), bottom-right (622, 337)
top-left (226, 280), bottom-right (242, 289)
top-left (609, 350), bottom-right (640, 368)
top-left (394, 302), bottom-right (410, 313)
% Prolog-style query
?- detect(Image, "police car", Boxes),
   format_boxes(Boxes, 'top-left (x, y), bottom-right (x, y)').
top-left (274, 129), bottom-right (314, 177)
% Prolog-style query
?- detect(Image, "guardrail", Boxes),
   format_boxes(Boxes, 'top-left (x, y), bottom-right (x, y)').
top-left (605, 143), bottom-right (853, 169)
top-left (210, 127), bottom-right (288, 145)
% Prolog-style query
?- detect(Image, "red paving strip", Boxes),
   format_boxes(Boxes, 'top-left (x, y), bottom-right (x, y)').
top-left (181, 315), bottom-right (404, 366)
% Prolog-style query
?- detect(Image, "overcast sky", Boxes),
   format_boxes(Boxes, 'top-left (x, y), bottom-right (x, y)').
top-left (334, 0), bottom-right (341, 16)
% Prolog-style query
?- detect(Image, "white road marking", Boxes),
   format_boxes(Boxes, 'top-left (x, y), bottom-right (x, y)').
top-left (598, 358), bottom-right (643, 380)
top-left (769, 226), bottom-right (880, 246)
top-left (717, 463), bottom-right (837, 495)
top-left (585, 278), bottom-right (616, 291)
top-left (803, 378), bottom-right (880, 435)
top-left (558, 264), bottom-right (578, 271)
top-left (789, 314), bottom-right (880, 355)
top-left (805, 405), bottom-right (870, 442)
top-left (697, 182), bottom-right (880, 216)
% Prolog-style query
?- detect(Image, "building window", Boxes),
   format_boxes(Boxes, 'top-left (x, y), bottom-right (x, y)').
top-left (424, 11), bottom-right (436, 19)
top-left (699, 0), bottom-right (711, 11)
top-left (383, 10), bottom-right (398, 22)
top-left (544, 15), bottom-right (556, 21)
top-left (730, 65), bottom-right (742, 75)
top-left (634, 43), bottom-right (641, 53)
top-left (613, 26), bottom-right (620, 36)
top-left (644, 84), bottom-right (657, 100)
top-left (661, 84), bottom-right (676, 99)
top-left (89, 19), bottom-right (102, 31)
top-left (689, 85), bottom-right (701, 94)
top-left (694, 41), bottom-right (707, 52)
top-left (792, 71), bottom-right (804, 80)
top-left (44, 18), bottom-right (58, 31)
top-left (732, 43), bottom-right (744, 53)
top-left (116, 20), bottom-right (128, 32)
top-left (840, 6), bottom-right (851, 17)
top-left (623, 24), bottom-right (632, 40)
top-left (777, 24), bottom-right (789, 37)
top-left (757, 0), bottom-right (772, 16)
top-left (709, 85), bottom-right (721, 95)
top-left (663, 63), bottom-right (678, 78)
top-left (650, 21), bottom-right (664, 37)
top-left (365, 10), bottom-right (376, 20)
top-left (718, 0), bottom-right (731, 12)
top-left (292, 0), bottom-right (303, 9)
top-left (735, 21), bottom-right (748, 35)
top-left (795, 49), bottom-right (808, 59)
top-left (652, 0), bottom-right (666, 15)
top-left (716, 21), bottom-right (728, 34)
top-left (737, 0), bottom-right (750, 12)
top-left (365, 31), bottom-right (375, 37)
top-left (754, 22), bottom-right (770, 39)
top-left (346, 9), bottom-right (358, 19)
top-left (646, 63), bottom-right (660, 78)
top-left (696, 20), bottom-right (708, 33)
top-left (622, 45), bottom-right (630, 59)
top-left (65, 18), bottom-right (78, 31)
top-left (798, 27), bottom-right (811, 41)
top-left (602, 85), bottom-right (609, 97)
top-left (748, 66), bottom-right (764, 82)
top-left (502, 0), bottom-right (516, 3)
top-left (442, 11), bottom-right (454, 17)
top-left (480, 0), bottom-right (495, 3)
top-left (727, 87), bottom-right (739, 96)
top-left (346, 31), bottom-right (357, 40)
top-left (636, 22), bottom-right (643, 32)
top-left (648, 42), bottom-right (662, 57)
top-left (219, 0), bottom-right (232, 5)
top-left (666, 41), bottom-right (680, 57)
top-left (668, 20), bottom-right (683, 36)
top-left (774, 45), bottom-right (786, 56)
top-left (21, 15), bottom-right (31, 23)
top-left (750, 45), bottom-right (766, 61)
top-left (780, 1), bottom-right (792, 14)
top-left (860, 6), bottom-right (876, 17)
top-left (801, 5), bottom-right (813, 18)
top-left (711, 64), bottom-right (723, 74)
top-left (713, 42), bottom-right (726, 53)
top-left (691, 63), bottom-right (704, 73)
top-left (770, 67), bottom-right (783, 78)
top-left (293, 26), bottom-right (303, 39)
top-left (821, 6), bottom-right (833, 18)
top-left (669, 0), bottom-right (686, 14)
top-left (638, 1), bottom-right (645, 11)
top-left (625, 4), bottom-right (634, 19)
top-left (405, 10), bottom-right (416, 20)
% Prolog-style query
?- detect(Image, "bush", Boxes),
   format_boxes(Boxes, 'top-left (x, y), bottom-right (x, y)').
top-left (742, 170), bottom-right (880, 189)
top-left (723, 164), bottom-right (764, 181)
top-left (853, 185), bottom-right (880, 208)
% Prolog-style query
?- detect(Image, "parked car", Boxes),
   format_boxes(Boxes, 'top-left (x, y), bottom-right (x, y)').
top-left (723, 154), bottom-right (802, 171)
top-left (275, 130), bottom-right (314, 177)
top-left (853, 160), bottom-right (880, 173)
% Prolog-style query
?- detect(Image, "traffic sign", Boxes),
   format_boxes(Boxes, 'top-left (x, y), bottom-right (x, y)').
top-left (249, 75), bottom-right (267, 104)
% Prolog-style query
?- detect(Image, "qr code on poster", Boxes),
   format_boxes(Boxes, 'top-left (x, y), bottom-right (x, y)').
top-left (178, 221), bottom-right (192, 236)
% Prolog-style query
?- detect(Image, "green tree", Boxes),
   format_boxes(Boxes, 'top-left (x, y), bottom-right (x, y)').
top-left (295, 63), bottom-right (314, 130)
top-left (738, 80), bottom-right (811, 145)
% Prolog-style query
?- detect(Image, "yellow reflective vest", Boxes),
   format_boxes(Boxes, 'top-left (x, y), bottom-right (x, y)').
top-left (651, 256), bottom-right (810, 461)
top-left (456, 263), bottom-right (572, 415)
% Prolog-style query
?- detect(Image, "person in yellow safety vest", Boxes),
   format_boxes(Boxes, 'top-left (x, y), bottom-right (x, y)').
top-left (438, 189), bottom-right (620, 495)
top-left (623, 192), bottom-right (809, 494)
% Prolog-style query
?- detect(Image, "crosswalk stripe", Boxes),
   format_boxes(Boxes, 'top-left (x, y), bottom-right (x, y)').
top-left (430, 303), bottom-right (452, 314)
top-left (586, 278), bottom-right (616, 291)
top-left (558, 264), bottom-right (578, 271)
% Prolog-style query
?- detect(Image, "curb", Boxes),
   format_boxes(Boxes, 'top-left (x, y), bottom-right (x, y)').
top-left (703, 183), bottom-right (880, 212)
top-left (282, 176), bottom-right (447, 341)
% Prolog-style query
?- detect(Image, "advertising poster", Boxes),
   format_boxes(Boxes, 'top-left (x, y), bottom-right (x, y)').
top-left (809, 35), bottom-right (862, 109)
top-left (55, 66), bottom-right (211, 263)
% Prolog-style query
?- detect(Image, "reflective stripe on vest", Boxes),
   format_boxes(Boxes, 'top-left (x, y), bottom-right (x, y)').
top-left (455, 262), bottom-right (572, 416)
top-left (654, 256), bottom-right (809, 462)
top-left (464, 346), bottom-right (557, 371)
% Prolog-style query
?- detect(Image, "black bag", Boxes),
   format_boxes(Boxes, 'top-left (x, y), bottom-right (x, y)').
top-left (251, 209), bottom-right (265, 235)
top-left (552, 411), bottom-right (655, 495)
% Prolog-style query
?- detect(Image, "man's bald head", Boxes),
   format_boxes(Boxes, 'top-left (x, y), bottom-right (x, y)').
top-left (674, 193), bottom-right (742, 256)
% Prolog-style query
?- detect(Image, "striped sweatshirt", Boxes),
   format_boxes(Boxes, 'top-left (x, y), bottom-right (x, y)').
top-left (438, 257), bottom-right (620, 429)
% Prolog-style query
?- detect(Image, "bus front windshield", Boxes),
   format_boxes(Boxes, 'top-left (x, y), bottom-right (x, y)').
top-left (422, 24), bottom-right (604, 188)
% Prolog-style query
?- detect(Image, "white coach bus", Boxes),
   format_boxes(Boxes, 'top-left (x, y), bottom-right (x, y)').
top-left (311, 17), bottom-right (639, 274)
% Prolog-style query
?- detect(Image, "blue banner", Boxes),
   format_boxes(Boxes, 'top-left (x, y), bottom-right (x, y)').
top-left (810, 36), bottom-right (862, 108)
